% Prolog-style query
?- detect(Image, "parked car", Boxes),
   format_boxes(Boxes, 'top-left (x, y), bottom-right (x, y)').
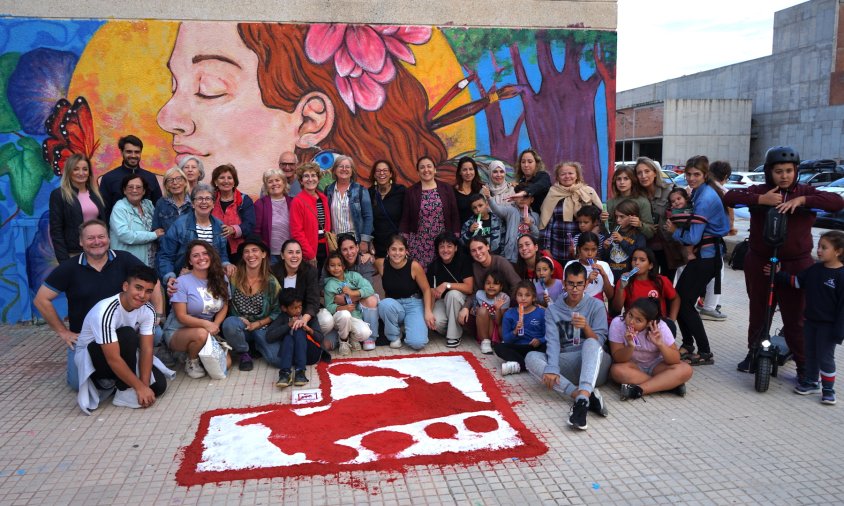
top-left (725, 171), bottom-right (766, 190)
top-left (818, 177), bottom-right (844, 197)
top-left (671, 175), bottom-right (687, 188)
top-left (661, 170), bottom-right (677, 183)
top-left (797, 170), bottom-right (844, 187)
top-left (811, 178), bottom-right (844, 229)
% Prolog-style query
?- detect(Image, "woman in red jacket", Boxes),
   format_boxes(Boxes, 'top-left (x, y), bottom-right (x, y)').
top-left (289, 162), bottom-right (333, 272)
top-left (725, 146), bottom-right (844, 380)
top-left (400, 156), bottom-right (460, 267)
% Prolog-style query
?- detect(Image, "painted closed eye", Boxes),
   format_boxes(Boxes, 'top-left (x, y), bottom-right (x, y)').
top-left (196, 76), bottom-right (228, 99)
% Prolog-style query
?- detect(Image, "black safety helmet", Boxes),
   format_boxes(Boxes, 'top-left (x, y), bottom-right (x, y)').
top-left (763, 146), bottom-right (800, 186)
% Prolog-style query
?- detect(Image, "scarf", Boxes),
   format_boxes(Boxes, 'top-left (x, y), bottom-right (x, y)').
top-left (487, 181), bottom-right (515, 205)
top-left (539, 182), bottom-right (595, 229)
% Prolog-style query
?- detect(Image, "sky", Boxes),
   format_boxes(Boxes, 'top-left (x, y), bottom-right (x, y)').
top-left (616, 0), bottom-right (807, 91)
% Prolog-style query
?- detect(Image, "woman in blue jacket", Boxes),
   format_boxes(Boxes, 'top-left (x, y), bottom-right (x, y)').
top-left (324, 156), bottom-right (374, 254)
top-left (157, 182), bottom-right (232, 289)
top-left (666, 155), bottom-right (730, 365)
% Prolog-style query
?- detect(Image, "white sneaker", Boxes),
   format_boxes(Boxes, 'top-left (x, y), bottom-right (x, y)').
top-left (112, 388), bottom-right (141, 409)
top-left (362, 338), bottom-right (376, 351)
top-left (389, 338), bottom-right (403, 349)
top-left (501, 361), bottom-right (521, 376)
top-left (480, 339), bottom-right (493, 354)
top-left (185, 358), bottom-right (206, 379)
top-left (350, 339), bottom-right (362, 352)
top-left (339, 340), bottom-right (352, 356)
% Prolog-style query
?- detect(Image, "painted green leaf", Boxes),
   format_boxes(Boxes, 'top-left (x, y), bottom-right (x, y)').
top-left (0, 53), bottom-right (22, 133)
top-left (0, 138), bottom-right (52, 215)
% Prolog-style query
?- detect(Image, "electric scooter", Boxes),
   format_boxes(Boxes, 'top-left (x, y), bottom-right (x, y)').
top-left (751, 207), bottom-right (793, 392)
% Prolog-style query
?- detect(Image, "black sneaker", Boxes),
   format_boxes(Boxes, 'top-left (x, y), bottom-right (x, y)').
top-left (239, 352), bottom-right (254, 372)
top-left (445, 337), bottom-right (461, 348)
top-left (293, 369), bottom-right (309, 386)
top-left (620, 384), bottom-right (643, 401)
top-left (567, 398), bottom-right (589, 430)
top-left (672, 383), bottom-right (687, 397)
top-left (736, 353), bottom-right (755, 373)
top-left (589, 389), bottom-right (609, 417)
top-left (276, 369), bottom-right (293, 389)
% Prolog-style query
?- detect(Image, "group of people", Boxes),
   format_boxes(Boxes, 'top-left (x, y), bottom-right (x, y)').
top-left (38, 135), bottom-right (844, 429)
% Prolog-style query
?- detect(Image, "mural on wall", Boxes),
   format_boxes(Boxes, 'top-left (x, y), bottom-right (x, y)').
top-left (0, 19), bottom-right (615, 324)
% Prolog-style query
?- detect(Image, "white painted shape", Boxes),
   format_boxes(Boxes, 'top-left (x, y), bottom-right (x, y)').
top-left (197, 411), bottom-right (309, 471)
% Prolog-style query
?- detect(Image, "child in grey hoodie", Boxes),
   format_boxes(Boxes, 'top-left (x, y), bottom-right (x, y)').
top-left (526, 262), bottom-right (611, 431)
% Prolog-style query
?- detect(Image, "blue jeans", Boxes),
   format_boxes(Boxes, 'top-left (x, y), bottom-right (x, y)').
top-left (221, 316), bottom-right (276, 366)
top-left (360, 303), bottom-right (380, 339)
top-left (67, 346), bottom-right (78, 390)
top-left (378, 297), bottom-right (428, 350)
top-left (279, 328), bottom-right (308, 371)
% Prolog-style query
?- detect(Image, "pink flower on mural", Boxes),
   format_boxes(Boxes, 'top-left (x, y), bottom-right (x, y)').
top-left (305, 24), bottom-right (432, 113)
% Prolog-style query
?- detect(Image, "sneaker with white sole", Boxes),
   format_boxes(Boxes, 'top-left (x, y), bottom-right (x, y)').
top-left (338, 340), bottom-right (352, 356)
top-left (480, 339), bottom-right (493, 354)
top-left (445, 337), bottom-right (461, 348)
top-left (501, 361), bottom-right (521, 376)
top-left (794, 381), bottom-right (821, 395)
top-left (698, 308), bottom-right (727, 321)
top-left (567, 398), bottom-right (589, 430)
top-left (185, 358), bottom-right (206, 379)
top-left (112, 388), bottom-right (142, 409)
top-left (362, 338), bottom-right (376, 351)
top-left (389, 338), bottom-right (402, 349)
top-left (821, 388), bottom-right (837, 405)
top-left (350, 339), bottom-right (362, 352)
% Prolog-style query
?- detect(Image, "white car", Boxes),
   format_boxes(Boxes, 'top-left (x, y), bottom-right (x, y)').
top-left (725, 171), bottom-right (766, 190)
top-left (818, 177), bottom-right (844, 196)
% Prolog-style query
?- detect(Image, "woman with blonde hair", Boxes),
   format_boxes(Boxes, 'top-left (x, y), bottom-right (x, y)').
top-left (540, 161), bottom-right (602, 262)
top-left (152, 166), bottom-right (193, 233)
top-left (254, 168), bottom-right (292, 263)
top-left (49, 153), bottom-right (106, 261)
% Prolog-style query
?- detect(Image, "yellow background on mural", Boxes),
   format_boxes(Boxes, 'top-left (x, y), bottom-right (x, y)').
top-left (69, 20), bottom-right (472, 183)
top-left (69, 20), bottom-right (179, 178)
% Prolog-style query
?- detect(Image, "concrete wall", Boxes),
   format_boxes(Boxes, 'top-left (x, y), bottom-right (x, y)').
top-left (0, 0), bottom-right (617, 29)
top-left (662, 99), bottom-right (753, 170)
top-left (617, 0), bottom-right (844, 166)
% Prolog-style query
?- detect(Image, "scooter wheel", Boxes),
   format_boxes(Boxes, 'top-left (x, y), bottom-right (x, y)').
top-left (755, 356), bottom-right (772, 392)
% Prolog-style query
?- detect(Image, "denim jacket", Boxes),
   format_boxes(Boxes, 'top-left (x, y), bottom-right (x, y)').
top-left (151, 195), bottom-right (193, 232)
top-left (157, 212), bottom-right (230, 282)
top-left (325, 181), bottom-right (374, 243)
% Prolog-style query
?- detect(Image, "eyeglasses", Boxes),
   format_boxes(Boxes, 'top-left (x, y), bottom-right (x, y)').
top-left (165, 177), bottom-right (186, 184)
top-left (565, 281), bottom-right (586, 289)
top-left (374, 168), bottom-right (391, 174)
top-left (125, 185), bottom-right (144, 191)
top-left (194, 196), bottom-right (214, 202)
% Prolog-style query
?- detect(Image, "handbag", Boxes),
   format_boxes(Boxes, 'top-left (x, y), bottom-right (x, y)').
top-left (325, 230), bottom-right (339, 253)
top-left (198, 333), bottom-right (231, 380)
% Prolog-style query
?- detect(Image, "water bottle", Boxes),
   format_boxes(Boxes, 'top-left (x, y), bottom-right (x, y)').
top-left (572, 311), bottom-right (581, 346)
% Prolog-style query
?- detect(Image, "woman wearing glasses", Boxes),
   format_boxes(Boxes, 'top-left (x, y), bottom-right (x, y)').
top-left (157, 182), bottom-right (233, 291)
top-left (369, 160), bottom-right (406, 258)
top-left (110, 174), bottom-right (163, 267)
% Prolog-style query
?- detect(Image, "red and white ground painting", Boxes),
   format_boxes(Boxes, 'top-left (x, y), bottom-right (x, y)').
top-left (176, 352), bottom-right (547, 486)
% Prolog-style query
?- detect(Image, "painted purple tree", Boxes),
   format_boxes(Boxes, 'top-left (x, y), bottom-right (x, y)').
top-left (441, 28), bottom-right (616, 190)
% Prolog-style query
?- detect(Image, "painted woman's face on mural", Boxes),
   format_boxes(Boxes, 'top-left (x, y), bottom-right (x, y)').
top-left (157, 23), bottom-right (302, 196)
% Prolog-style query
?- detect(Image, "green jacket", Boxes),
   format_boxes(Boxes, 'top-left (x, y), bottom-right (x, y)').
top-left (228, 274), bottom-right (282, 323)
top-left (324, 271), bottom-right (374, 320)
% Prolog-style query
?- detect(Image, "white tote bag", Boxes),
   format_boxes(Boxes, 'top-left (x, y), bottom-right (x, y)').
top-left (198, 333), bottom-right (231, 380)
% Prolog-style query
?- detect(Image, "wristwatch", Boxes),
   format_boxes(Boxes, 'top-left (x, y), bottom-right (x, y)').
top-left (446, 283), bottom-right (452, 290)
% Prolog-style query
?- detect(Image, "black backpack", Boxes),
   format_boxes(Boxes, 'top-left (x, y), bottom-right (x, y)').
top-left (729, 239), bottom-right (749, 270)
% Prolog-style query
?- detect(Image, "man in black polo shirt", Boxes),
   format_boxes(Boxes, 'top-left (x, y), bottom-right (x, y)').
top-left (34, 219), bottom-right (164, 389)
top-left (98, 134), bottom-right (162, 214)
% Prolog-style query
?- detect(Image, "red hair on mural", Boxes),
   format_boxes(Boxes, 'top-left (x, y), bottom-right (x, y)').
top-left (237, 23), bottom-right (448, 185)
